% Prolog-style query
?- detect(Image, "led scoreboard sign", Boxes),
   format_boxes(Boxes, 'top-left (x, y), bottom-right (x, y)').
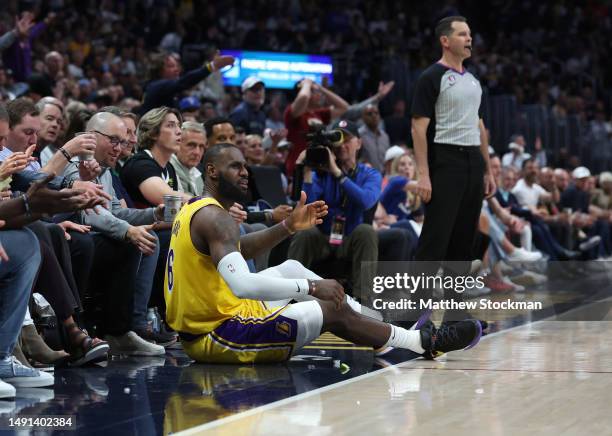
top-left (220, 50), bottom-right (333, 89)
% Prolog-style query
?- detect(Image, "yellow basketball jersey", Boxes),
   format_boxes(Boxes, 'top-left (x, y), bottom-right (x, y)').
top-left (164, 197), bottom-right (268, 335)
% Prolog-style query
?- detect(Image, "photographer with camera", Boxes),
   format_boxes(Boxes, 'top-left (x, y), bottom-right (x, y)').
top-left (284, 79), bottom-right (349, 177)
top-left (288, 119), bottom-right (380, 300)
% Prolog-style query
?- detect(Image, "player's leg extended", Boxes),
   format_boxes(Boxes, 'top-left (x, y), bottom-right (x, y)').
top-left (286, 299), bottom-right (482, 359)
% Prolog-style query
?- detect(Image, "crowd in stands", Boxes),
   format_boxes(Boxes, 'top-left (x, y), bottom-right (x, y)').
top-left (1, 0), bottom-right (612, 401)
top-left (0, 1), bottom-right (610, 156)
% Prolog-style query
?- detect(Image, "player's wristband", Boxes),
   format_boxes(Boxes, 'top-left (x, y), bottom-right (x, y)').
top-left (308, 279), bottom-right (317, 297)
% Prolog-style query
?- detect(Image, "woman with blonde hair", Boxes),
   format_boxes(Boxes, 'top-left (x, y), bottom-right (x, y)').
top-left (381, 153), bottom-right (423, 223)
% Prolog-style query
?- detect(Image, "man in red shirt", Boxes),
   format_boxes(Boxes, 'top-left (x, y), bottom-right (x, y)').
top-left (284, 79), bottom-right (349, 177)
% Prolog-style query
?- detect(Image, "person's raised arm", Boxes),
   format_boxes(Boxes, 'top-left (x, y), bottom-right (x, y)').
top-left (316, 83), bottom-right (349, 119)
top-left (343, 81), bottom-right (394, 121)
top-left (290, 79), bottom-right (313, 119)
top-left (171, 53), bottom-right (235, 95)
top-left (42, 134), bottom-right (97, 175)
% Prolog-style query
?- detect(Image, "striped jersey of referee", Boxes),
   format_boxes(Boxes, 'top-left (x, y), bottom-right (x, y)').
top-left (411, 62), bottom-right (483, 146)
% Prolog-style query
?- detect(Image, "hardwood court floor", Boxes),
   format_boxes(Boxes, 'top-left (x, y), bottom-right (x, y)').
top-left (2, 272), bottom-right (609, 435)
top-left (179, 311), bottom-right (612, 435)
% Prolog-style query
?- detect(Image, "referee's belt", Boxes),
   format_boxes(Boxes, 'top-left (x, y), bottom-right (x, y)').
top-left (433, 143), bottom-right (480, 152)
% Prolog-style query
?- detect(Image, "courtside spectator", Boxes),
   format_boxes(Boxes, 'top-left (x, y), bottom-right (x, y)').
top-left (380, 153), bottom-right (421, 223)
top-left (591, 172), bottom-right (612, 213)
top-left (358, 104), bottom-right (390, 173)
top-left (121, 106), bottom-right (190, 208)
top-left (171, 121), bottom-right (206, 196)
top-left (244, 134), bottom-right (265, 166)
top-left (234, 126), bottom-right (247, 154)
top-left (204, 117), bottom-right (236, 147)
top-left (289, 119), bottom-right (379, 300)
top-left (65, 111), bottom-right (173, 349)
top-left (512, 159), bottom-right (558, 212)
top-left (561, 166), bottom-right (612, 258)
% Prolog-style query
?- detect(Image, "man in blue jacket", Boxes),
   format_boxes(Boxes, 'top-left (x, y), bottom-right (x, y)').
top-left (288, 119), bottom-right (380, 300)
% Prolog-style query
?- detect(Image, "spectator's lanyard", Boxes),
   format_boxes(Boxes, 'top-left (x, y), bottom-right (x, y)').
top-left (330, 166), bottom-right (358, 245)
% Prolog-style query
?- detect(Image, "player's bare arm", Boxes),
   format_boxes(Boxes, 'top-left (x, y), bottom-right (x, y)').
top-left (191, 204), bottom-right (241, 265)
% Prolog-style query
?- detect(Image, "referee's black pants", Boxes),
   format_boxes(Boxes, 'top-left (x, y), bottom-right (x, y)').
top-left (412, 144), bottom-right (485, 318)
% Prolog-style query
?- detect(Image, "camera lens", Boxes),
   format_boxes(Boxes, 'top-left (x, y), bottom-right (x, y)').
top-left (327, 130), bottom-right (343, 144)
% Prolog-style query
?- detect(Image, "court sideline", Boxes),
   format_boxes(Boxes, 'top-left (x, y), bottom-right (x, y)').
top-left (178, 302), bottom-right (612, 435)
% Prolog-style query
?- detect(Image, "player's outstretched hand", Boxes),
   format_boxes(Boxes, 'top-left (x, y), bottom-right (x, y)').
top-left (285, 191), bottom-right (328, 232)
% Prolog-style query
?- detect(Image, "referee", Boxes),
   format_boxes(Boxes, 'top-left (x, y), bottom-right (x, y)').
top-left (411, 16), bottom-right (495, 322)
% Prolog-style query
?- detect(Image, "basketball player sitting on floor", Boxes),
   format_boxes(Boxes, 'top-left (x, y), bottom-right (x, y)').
top-left (164, 142), bottom-right (483, 363)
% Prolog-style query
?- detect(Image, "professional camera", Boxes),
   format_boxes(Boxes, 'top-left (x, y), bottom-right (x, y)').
top-left (291, 124), bottom-right (344, 201)
top-left (304, 124), bottom-right (343, 168)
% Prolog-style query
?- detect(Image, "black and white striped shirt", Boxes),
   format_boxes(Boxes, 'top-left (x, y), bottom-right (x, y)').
top-left (411, 62), bottom-right (483, 146)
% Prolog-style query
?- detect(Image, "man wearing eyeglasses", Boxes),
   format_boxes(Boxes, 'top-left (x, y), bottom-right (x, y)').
top-left (64, 112), bottom-right (165, 255)
top-left (64, 111), bottom-right (175, 354)
top-left (358, 104), bottom-right (390, 173)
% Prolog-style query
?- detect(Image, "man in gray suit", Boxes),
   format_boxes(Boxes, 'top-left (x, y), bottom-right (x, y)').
top-left (64, 112), bottom-right (175, 354)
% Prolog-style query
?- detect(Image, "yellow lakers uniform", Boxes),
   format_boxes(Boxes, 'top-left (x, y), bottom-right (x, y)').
top-left (164, 197), bottom-right (297, 363)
